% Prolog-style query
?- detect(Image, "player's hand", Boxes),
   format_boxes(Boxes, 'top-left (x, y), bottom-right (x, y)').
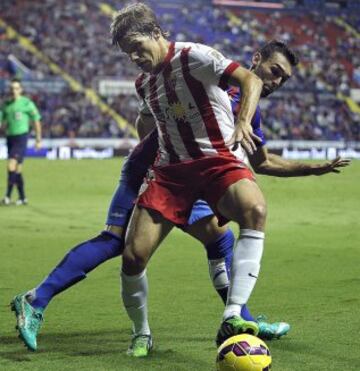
top-left (228, 121), bottom-right (262, 154)
top-left (35, 140), bottom-right (42, 150)
top-left (312, 157), bottom-right (351, 175)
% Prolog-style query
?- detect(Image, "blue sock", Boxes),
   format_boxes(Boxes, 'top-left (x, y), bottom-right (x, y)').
top-left (205, 229), bottom-right (234, 272)
top-left (205, 229), bottom-right (255, 322)
top-left (31, 231), bottom-right (123, 310)
top-left (205, 229), bottom-right (234, 304)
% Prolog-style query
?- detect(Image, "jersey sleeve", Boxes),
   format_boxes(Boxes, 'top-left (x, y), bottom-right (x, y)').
top-left (0, 103), bottom-right (6, 125)
top-left (28, 100), bottom-right (41, 121)
top-left (186, 44), bottom-right (240, 88)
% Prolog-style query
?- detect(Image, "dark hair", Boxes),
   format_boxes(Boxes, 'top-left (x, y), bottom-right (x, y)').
top-left (258, 40), bottom-right (299, 66)
top-left (11, 78), bottom-right (22, 85)
top-left (111, 3), bottom-right (168, 47)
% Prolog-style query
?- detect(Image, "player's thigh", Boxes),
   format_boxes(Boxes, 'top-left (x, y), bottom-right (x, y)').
top-left (16, 163), bottom-right (23, 173)
top-left (7, 158), bottom-right (18, 171)
top-left (217, 178), bottom-right (267, 229)
top-left (184, 215), bottom-right (228, 246)
top-left (123, 205), bottom-right (173, 270)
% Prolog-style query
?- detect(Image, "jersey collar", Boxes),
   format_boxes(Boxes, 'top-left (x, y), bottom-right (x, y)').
top-left (152, 42), bottom-right (175, 75)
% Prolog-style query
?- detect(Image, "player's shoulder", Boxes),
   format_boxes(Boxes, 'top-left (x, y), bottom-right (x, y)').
top-left (21, 96), bottom-right (36, 106)
top-left (176, 42), bottom-right (223, 61)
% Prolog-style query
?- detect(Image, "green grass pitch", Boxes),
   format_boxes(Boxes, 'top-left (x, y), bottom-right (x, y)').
top-left (0, 158), bottom-right (359, 371)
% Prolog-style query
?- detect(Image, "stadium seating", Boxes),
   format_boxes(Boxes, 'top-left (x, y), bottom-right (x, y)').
top-left (0, 0), bottom-right (359, 140)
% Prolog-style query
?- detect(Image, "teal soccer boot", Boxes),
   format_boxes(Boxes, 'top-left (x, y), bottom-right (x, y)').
top-left (257, 315), bottom-right (290, 340)
top-left (10, 293), bottom-right (43, 351)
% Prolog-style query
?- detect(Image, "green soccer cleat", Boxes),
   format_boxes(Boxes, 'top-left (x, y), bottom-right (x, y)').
top-left (10, 293), bottom-right (43, 351)
top-left (216, 316), bottom-right (259, 347)
top-left (256, 315), bottom-right (290, 340)
top-left (127, 334), bottom-right (153, 357)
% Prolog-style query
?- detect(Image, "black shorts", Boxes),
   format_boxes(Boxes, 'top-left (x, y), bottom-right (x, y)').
top-left (7, 133), bottom-right (28, 164)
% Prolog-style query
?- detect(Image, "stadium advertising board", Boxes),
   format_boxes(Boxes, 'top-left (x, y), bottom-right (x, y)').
top-left (1, 140), bottom-right (360, 160)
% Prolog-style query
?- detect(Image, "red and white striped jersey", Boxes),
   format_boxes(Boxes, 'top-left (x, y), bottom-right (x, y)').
top-left (135, 41), bottom-right (245, 166)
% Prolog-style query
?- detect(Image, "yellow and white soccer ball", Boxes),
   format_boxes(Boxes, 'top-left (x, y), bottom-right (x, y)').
top-left (216, 334), bottom-right (272, 371)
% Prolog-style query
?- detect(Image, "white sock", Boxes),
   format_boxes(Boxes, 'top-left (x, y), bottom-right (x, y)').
top-left (121, 270), bottom-right (150, 336)
top-left (223, 229), bottom-right (264, 320)
top-left (208, 258), bottom-right (229, 290)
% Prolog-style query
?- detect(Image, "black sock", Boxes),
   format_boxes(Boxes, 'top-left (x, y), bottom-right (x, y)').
top-left (6, 171), bottom-right (17, 198)
top-left (217, 287), bottom-right (229, 305)
top-left (16, 173), bottom-right (25, 200)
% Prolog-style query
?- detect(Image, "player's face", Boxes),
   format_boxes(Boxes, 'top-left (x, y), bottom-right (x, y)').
top-left (119, 32), bottom-right (164, 73)
top-left (252, 52), bottom-right (292, 97)
top-left (10, 82), bottom-right (23, 99)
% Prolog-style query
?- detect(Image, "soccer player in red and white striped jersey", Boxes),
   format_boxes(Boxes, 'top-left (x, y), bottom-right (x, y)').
top-left (111, 3), bottom-right (266, 356)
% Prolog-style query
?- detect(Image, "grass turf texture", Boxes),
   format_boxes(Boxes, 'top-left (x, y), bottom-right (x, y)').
top-left (0, 158), bottom-right (359, 371)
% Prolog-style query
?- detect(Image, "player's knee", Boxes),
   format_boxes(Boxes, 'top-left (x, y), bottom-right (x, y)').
top-left (8, 160), bottom-right (17, 172)
top-left (242, 202), bottom-right (267, 229)
top-left (122, 244), bottom-right (148, 274)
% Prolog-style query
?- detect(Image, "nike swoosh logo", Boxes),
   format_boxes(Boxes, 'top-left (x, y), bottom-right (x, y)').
top-left (248, 273), bottom-right (258, 278)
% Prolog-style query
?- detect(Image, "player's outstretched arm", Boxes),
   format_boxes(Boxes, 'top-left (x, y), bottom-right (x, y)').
top-left (227, 67), bottom-right (263, 154)
top-left (249, 147), bottom-right (351, 177)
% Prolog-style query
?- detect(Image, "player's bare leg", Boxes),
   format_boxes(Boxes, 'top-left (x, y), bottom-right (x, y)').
top-left (216, 178), bottom-right (267, 346)
top-left (122, 205), bottom-right (173, 357)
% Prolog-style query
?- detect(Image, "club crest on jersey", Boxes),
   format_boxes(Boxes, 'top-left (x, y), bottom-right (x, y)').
top-left (169, 102), bottom-right (187, 120)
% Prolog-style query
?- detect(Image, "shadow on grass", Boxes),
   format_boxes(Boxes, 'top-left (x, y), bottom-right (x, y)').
top-left (270, 338), bottom-right (360, 370)
top-left (0, 329), bottom-right (127, 361)
top-left (0, 330), bottom-right (211, 370)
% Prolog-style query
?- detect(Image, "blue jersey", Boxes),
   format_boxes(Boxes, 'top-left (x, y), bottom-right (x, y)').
top-left (106, 87), bottom-right (265, 227)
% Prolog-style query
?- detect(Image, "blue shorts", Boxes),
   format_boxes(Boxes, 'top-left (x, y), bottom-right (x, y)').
top-left (7, 133), bottom-right (28, 164)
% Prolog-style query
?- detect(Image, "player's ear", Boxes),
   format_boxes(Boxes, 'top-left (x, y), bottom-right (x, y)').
top-left (252, 52), bottom-right (262, 68)
top-left (152, 28), bottom-right (161, 40)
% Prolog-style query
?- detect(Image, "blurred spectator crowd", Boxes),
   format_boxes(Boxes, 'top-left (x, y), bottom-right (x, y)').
top-left (0, 0), bottom-right (359, 141)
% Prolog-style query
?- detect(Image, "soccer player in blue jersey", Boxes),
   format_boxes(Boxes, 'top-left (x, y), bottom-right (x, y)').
top-left (10, 40), bottom-right (349, 353)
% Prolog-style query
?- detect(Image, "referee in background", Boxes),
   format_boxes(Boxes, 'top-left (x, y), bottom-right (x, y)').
top-left (0, 78), bottom-right (42, 205)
